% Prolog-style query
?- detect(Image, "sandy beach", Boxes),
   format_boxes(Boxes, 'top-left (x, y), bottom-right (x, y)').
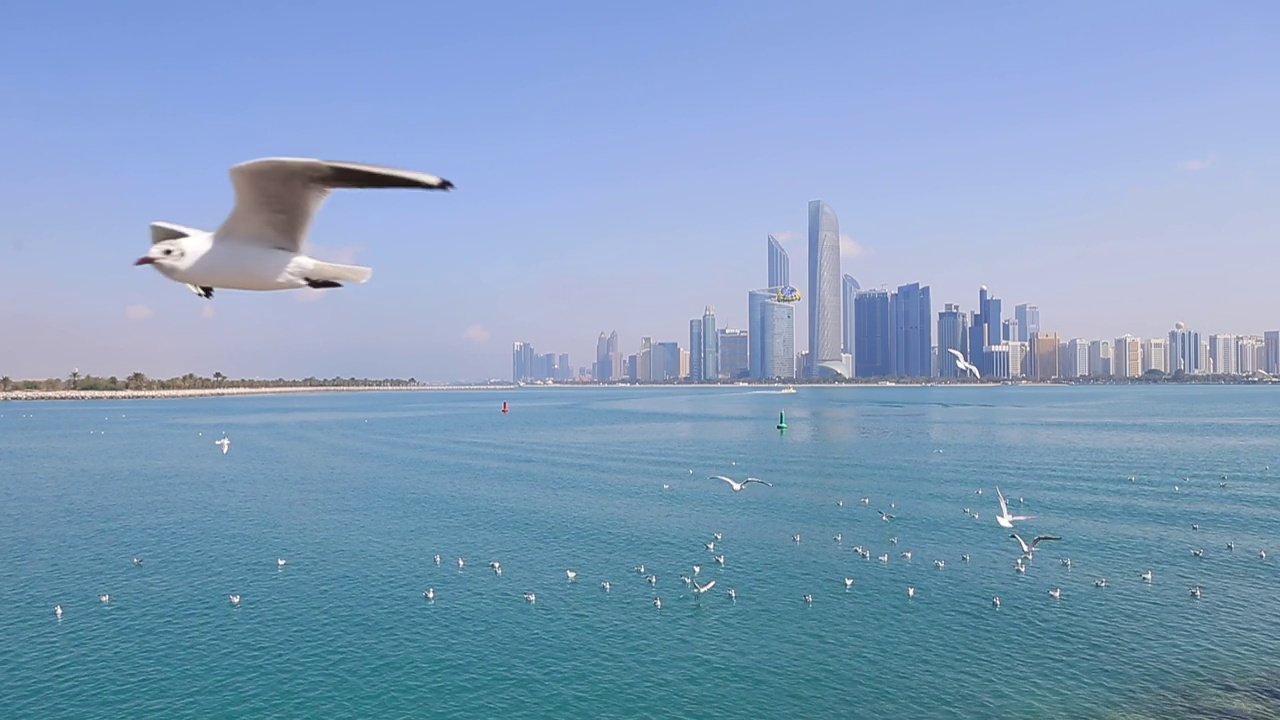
top-left (0, 385), bottom-right (514, 402)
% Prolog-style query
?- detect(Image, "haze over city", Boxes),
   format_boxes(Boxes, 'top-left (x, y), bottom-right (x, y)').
top-left (1, 2), bottom-right (1277, 382)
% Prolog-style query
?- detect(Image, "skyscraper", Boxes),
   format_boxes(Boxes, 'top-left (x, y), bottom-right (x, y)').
top-left (637, 337), bottom-right (653, 382)
top-left (1168, 322), bottom-right (1201, 374)
top-left (854, 289), bottom-right (892, 378)
top-left (1066, 338), bottom-right (1090, 378)
top-left (767, 235), bottom-right (790, 288)
top-left (701, 306), bottom-right (719, 381)
top-left (594, 332), bottom-right (609, 381)
top-left (655, 342), bottom-right (679, 381)
top-left (807, 200), bottom-right (844, 377)
top-left (890, 282), bottom-right (932, 378)
top-left (558, 353), bottom-right (572, 381)
top-left (842, 274), bottom-right (860, 362)
top-left (1088, 340), bottom-right (1112, 377)
top-left (1265, 331), bottom-right (1280, 374)
top-left (1014, 304), bottom-right (1039, 342)
top-left (1113, 335), bottom-right (1142, 378)
top-left (1142, 338), bottom-right (1169, 374)
top-left (718, 329), bottom-right (749, 379)
top-left (1236, 336), bottom-right (1263, 374)
top-left (969, 286), bottom-right (1002, 376)
top-left (689, 319), bottom-right (703, 382)
top-left (749, 289), bottom-right (797, 380)
top-left (937, 303), bottom-right (969, 378)
top-left (1209, 334), bottom-right (1237, 374)
top-left (512, 341), bottom-right (536, 382)
top-left (1002, 318), bottom-right (1019, 343)
top-left (1029, 332), bottom-right (1060, 381)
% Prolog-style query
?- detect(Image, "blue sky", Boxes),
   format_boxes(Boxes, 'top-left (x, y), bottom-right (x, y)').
top-left (1, 1), bottom-right (1277, 381)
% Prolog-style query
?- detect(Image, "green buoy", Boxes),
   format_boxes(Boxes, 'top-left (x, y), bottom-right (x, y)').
top-left (776, 411), bottom-right (788, 430)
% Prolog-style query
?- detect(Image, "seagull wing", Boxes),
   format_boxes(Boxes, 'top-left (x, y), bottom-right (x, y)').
top-left (214, 157), bottom-right (453, 252)
top-left (1010, 533), bottom-right (1031, 554)
top-left (947, 348), bottom-right (964, 362)
top-left (744, 477), bottom-right (773, 487)
top-left (996, 486), bottom-right (1010, 517)
top-left (1009, 514), bottom-right (1036, 522)
top-left (710, 475), bottom-right (735, 486)
top-left (1030, 535), bottom-right (1062, 548)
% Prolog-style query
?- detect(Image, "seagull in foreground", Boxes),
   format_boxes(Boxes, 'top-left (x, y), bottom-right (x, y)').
top-left (566, 569), bottom-right (577, 581)
top-left (433, 554), bottom-right (442, 566)
top-left (215, 436), bottom-right (230, 454)
top-left (1048, 588), bottom-right (1062, 600)
top-left (1140, 570), bottom-right (1153, 582)
top-left (423, 588), bottom-right (435, 601)
top-left (947, 348), bottom-right (980, 379)
top-left (727, 588), bottom-right (737, 601)
top-left (1190, 586), bottom-right (1202, 598)
top-left (994, 486), bottom-right (1035, 529)
top-left (710, 475), bottom-right (773, 492)
top-left (1094, 578), bottom-right (1107, 588)
top-left (134, 157), bottom-right (453, 298)
top-left (907, 587), bottom-right (916, 599)
top-left (692, 578), bottom-right (716, 595)
top-left (1009, 533), bottom-right (1061, 557)
top-left (844, 577), bottom-right (855, 590)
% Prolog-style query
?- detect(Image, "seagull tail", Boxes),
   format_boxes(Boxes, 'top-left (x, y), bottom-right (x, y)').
top-left (306, 260), bottom-right (373, 285)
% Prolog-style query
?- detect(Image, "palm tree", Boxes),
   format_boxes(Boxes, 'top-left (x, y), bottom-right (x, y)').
top-left (213, 372), bottom-right (226, 384)
top-left (0, 375), bottom-right (10, 392)
top-left (126, 372), bottom-right (148, 390)
top-left (69, 368), bottom-right (80, 389)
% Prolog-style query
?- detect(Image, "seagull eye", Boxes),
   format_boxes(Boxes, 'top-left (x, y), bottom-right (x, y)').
top-left (163, 249), bottom-right (173, 256)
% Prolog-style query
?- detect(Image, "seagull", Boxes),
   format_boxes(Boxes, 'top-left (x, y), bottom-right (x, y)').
top-left (713, 532), bottom-right (723, 542)
top-left (98, 594), bottom-right (110, 604)
top-left (488, 560), bottom-right (501, 572)
top-left (792, 534), bottom-right (801, 543)
top-left (889, 537), bottom-right (898, 545)
top-left (277, 558), bottom-right (287, 568)
top-left (934, 560), bottom-right (945, 569)
top-left (1009, 533), bottom-right (1061, 557)
top-left (423, 588), bottom-right (435, 601)
top-left (566, 569), bottom-right (577, 581)
top-left (1227, 542), bottom-right (1235, 551)
top-left (1094, 578), bottom-right (1107, 588)
top-left (653, 597), bottom-right (662, 609)
top-left (1260, 549), bottom-right (1267, 560)
top-left (1048, 588), bottom-right (1062, 600)
top-left (662, 483), bottom-right (670, 490)
top-left (947, 348), bottom-right (981, 379)
top-left (132, 557), bottom-right (143, 566)
top-left (710, 475), bottom-right (773, 492)
top-left (803, 594), bottom-right (813, 604)
top-left (878, 510), bottom-right (895, 522)
top-left (1192, 549), bottom-right (1204, 557)
top-left (215, 436), bottom-right (230, 454)
top-left (995, 486), bottom-right (1034, 528)
top-left (523, 593), bottom-right (536, 604)
top-left (705, 541), bottom-right (716, 552)
top-left (692, 578), bottom-right (716, 595)
top-left (1190, 586), bottom-right (1202, 598)
top-left (907, 587), bottom-right (916, 599)
top-left (714, 555), bottom-right (725, 566)
top-left (844, 577), bottom-right (855, 589)
top-left (727, 588), bottom-right (737, 601)
top-left (1060, 558), bottom-right (1072, 569)
top-left (878, 554), bottom-right (889, 563)
top-left (646, 575), bottom-right (657, 585)
top-left (692, 565), bottom-right (701, 576)
top-left (134, 158), bottom-right (453, 297)
top-left (961, 553), bottom-right (971, 563)
top-left (1192, 524), bottom-right (1200, 531)
top-left (457, 558), bottom-right (465, 570)
top-left (601, 582), bottom-right (611, 592)
top-left (634, 564), bottom-right (646, 575)
top-left (1140, 570), bottom-right (1153, 582)
top-left (229, 594), bottom-right (241, 605)
top-left (900, 551), bottom-right (912, 561)
top-left (836, 499), bottom-right (844, 507)
top-left (54, 604), bottom-right (63, 619)
top-left (860, 497), bottom-right (870, 505)
top-left (833, 533), bottom-right (843, 543)
top-left (992, 596), bottom-right (1000, 608)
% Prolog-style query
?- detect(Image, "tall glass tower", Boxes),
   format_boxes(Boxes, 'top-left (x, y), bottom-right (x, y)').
top-left (808, 200), bottom-right (843, 377)
top-left (701, 306), bottom-right (719, 381)
top-left (1015, 304), bottom-right (1039, 342)
top-left (767, 235), bottom-right (790, 288)
top-left (842, 274), bottom-right (860, 361)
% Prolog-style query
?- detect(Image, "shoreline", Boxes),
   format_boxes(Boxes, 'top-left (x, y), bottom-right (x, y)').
top-left (0, 385), bottom-right (514, 402)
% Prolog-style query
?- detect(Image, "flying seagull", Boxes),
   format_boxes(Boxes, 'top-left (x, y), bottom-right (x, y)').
top-left (946, 348), bottom-right (981, 379)
top-left (710, 475), bottom-right (773, 492)
top-left (994, 486), bottom-right (1034, 528)
top-left (134, 157), bottom-right (453, 297)
top-left (1010, 533), bottom-right (1061, 556)
top-left (215, 436), bottom-right (231, 455)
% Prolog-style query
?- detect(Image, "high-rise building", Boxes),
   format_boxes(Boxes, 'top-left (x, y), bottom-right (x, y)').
top-left (654, 342), bottom-right (680, 381)
top-left (807, 200), bottom-right (844, 377)
top-left (637, 337), bottom-right (653, 382)
top-left (1236, 336), bottom-right (1263, 375)
top-left (558, 354), bottom-right (571, 381)
top-left (890, 282), bottom-right (932, 378)
top-left (594, 332), bottom-right (609, 381)
top-left (679, 348), bottom-right (691, 380)
top-left (767, 235), bottom-right (790, 288)
top-left (718, 329), bottom-right (749, 379)
top-left (842, 275), bottom-right (860, 361)
top-left (987, 345), bottom-right (1011, 379)
top-left (749, 289), bottom-right (797, 380)
top-left (1088, 340), bottom-right (1112, 377)
top-left (1002, 318), bottom-right (1019, 343)
top-left (1168, 322), bottom-right (1201, 375)
top-left (969, 286), bottom-right (1002, 376)
top-left (689, 319), bottom-right (703, 382)
top-left (854, 289), bottom-right (892, 378)
top-left (1142, 338), bottom-right (1169, 374)
top-left (1007, 341), bottom-right (1029, 378)
top-left (512, 341), bottom-right (538, 382)
top-left (1265, 331), bottom-right (1280, 374)
top-left (1113, 335), bottom-right (1142, 378)
top-left (1199, 338), bottom-right (1210, 375)
top-left (1029, 332), bottom-right (1060, 381)
top-left (625, 354), bottom-right (637, 381)
top-left (701, 306), bottom-right (719, 381)
top-left (937, 304), bottom-right (970, 378)
top-left (1209, 334), bottom-right (1237, 375)
top-left (1066, 338), bottom-right (1090, 378)
top-left (1014, 304), bottom-right (1039, 342)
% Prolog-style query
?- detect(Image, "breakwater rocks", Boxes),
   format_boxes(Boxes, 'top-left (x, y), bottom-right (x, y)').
top-left (0, 386), bottom-right (513, 402)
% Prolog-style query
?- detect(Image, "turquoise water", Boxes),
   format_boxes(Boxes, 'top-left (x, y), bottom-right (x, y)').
top-left (3, 386), bottom-right (1280, 719)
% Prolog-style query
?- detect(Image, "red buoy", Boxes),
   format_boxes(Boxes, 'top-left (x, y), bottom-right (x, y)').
top-left (501, 401), bottom-right (509, 414)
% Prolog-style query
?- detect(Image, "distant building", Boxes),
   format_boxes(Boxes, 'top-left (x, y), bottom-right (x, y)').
top-left (1007, 341), bottom-right (1029, 379)
top-left (1168, 322), bottom-right (1201, 374)
top-left (891, 282), bottom-right (932, 378)
top-left (1113, 335), bottom-right (1142, 378)
top-left (749, 288), bottom-right (797, 380)
top-left (689, 319), bottom-right (703, 382)
top-left (1002, 318), bottom-right (1019, 343)
top-left (1236, 335), bottom-right (1263, 374)
top-left (701, 306), bottom-right (719, 381)
top-left (654, 342), bottom-right (680, 381)
top-left (637, 337), bottom-right (653, 382)
top-left (558, 353), bottom-right (571, 381)
top-left (1265, 331), bottom-right (1280, 374)
top-left (808, 200), bottom-right (844, 378)
top-left (1142, 338), bottom-right (1169, 374)
top-left (987, 344), bottom-right (1011, 379)
top-left (937, 303), bottom-right (969, 378)
top-left (768, 234), bottom-right (790, 288)
top-left (679, 348), bottom-right (691, 379)
top-left (1088, 340), bottom-right (1112, 377)
top-left (1065, 338), bottom-right (1090, 378)
top-left (1209, 334), bottom-right (1237, 375)
top-left (512, 341), bottom-right (536, 382)
top-left (854, 289), bottom-right (892, 378)
top-left (1014, 304), bottom-right (1039, 343)
top-left (842, 274), bottom-right (860, 362)
top-left (718, 328), bottom-right (749, 379)
top-left (969, 286), bottom-right (1002, 376)
top-left (1029, 332), bottom-right (1060, 381)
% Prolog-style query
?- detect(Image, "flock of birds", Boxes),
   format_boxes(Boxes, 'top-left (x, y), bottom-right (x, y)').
top-left (43, 432), bottom-right (1273, 620)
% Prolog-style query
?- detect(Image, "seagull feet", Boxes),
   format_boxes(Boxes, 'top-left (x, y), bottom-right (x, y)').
top-left (186, 284), bottom-right (215, 299)
top-left (305, 279), bottom-right (343, 289)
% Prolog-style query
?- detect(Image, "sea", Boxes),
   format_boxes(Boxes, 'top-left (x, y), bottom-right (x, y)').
top-left (2, 385), bottom-right (1279, 719)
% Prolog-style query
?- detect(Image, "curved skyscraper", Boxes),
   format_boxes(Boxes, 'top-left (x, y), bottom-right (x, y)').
top-left (808, 200), bottom-right (844, 377)
top-left (767, 235), bottom-right (790, 288)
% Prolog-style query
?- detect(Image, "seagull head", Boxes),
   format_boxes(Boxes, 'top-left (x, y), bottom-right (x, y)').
top-left (135, 239), bottom-right (190, 273)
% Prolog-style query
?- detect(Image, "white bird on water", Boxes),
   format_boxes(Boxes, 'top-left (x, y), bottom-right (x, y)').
top-left (1049, 588), bottom-right (1062, 600)
top-left (277, 558), bottom-right (287, 568)
top-left (98, 594), bottom-right (111, 604)
top-left (844, 577), bottom-right (855, 590)
top-left (994, 486), bottom-right (1035, 529)
top-left (710, 475), bottom-right (773, 492)
top-left (523, 593), bottom-right (536, 604)
top-left (215, 436), bottom-right (230, 455)
top-left (423, 588), bottom-right (435, 601)
top-left (229, 594), bottom-right (241, 605)
top-left (433, 554), bottom-right (442, 566)
top-left (54, 604), bottom-right (63, 619)
top-left (566, 569), bottom-right (577, 581)
top-left (134, 157), bottom-right (453, 298)
top-left (692, 578), bottom-right (716, 595)
top-left (907, 587), bottom-right (916, 599)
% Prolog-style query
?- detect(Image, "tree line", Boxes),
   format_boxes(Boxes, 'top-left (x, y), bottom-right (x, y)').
top-left (0, 372), bottom-right (421, 392)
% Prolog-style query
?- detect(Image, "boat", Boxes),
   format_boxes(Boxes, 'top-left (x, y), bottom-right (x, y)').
top-left (780, 385), bottom-right (797, 394)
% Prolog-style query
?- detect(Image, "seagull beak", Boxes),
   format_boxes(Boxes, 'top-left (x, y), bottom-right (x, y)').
top-left (134, 256), bottom-right (155, 266)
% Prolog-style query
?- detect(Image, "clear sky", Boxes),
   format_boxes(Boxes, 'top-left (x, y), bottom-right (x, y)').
top-left (1, 1), bottom-right (1277, 381)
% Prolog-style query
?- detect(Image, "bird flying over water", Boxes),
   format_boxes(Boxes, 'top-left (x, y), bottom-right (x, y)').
top-left (994, 486), bottom-right (1034, 528)
top-left (135, 157), bottom-right (453, 298)
top-left (947, 348), bottom-right (981, 379)
top-left (710, 475), bottom-right (773, 492)
top-left (215, 436), bottom-right (230, 454)
top-left (1009, 533), bottom-right (1061, 556)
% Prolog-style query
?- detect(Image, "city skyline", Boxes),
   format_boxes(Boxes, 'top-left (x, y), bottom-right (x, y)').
top-left (2, 4), bottom-right (1278, 382)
